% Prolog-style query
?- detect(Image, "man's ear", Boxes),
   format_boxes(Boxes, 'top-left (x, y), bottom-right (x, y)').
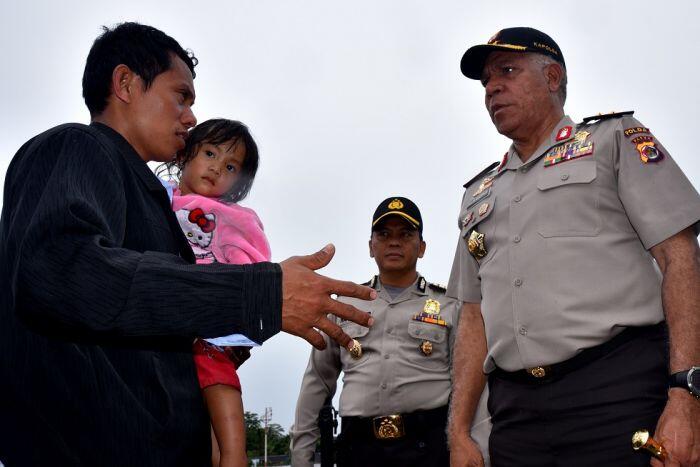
top-left (368, 238), bottom-right (374, 258)
top-left (111, 64), bottom-right (137, 104)
top-left (544, 62), bottom-right (564, 93)
top-left (418, 239), bottom-right (426, 259)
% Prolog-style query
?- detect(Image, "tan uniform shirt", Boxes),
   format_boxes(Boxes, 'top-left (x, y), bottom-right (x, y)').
top-left (448, 113), bottom-right (700, 372)
top-left (291, 275), bottom-right (491, 466)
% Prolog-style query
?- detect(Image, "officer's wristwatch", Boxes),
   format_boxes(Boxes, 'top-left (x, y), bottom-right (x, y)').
top-left (668, 367), bottom-right (700, 398)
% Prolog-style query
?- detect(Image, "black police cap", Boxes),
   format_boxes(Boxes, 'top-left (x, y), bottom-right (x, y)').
top-left (372, 197), bottom-right (422, 234)
top-left (460, 27), bottom-right (565, 80)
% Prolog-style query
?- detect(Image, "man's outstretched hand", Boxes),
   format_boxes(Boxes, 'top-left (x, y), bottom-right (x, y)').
top-left (280, 244), bottom-right (376, 350)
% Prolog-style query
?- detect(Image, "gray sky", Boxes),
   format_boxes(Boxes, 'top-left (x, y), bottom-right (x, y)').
top-left (3, 1), bottom-right (699, 431)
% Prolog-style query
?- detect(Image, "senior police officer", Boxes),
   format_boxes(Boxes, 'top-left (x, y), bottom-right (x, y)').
top-left (291, 197), bottom-right (490, 467)
top-left (446, 27), bottom-right (700, 466)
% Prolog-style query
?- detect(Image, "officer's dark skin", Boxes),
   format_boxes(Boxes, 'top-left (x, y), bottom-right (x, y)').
top-left (369, 217), bottom-right (426, 288)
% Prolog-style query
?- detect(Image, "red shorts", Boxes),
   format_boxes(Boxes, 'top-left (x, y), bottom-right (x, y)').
top-left (192, 339), bottom-right (241, 391)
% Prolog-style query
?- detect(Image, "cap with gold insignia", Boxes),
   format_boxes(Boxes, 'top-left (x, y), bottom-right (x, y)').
top-left (460, 27), bottom-right (565, 80)
top-left (372, 196), bottom-right (423, 234)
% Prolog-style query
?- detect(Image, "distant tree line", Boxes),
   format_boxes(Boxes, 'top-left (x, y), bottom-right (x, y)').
top-left (245, 411), bottom-right (290, 465)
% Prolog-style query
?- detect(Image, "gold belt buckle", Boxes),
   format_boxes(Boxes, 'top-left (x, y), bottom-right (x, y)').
top-left (527, 366), bottom-right (549, 378)
top-left (372, 414), bottom-right (405, 439)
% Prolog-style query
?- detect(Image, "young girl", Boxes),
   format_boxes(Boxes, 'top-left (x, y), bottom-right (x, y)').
top-left (162, 118), bottom-right (268, 467)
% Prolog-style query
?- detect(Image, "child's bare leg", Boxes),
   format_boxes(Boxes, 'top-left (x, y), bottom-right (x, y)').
top-left (203, 384), bottom-right (247, 467)
top-left (210, 424), bottom-right (221, 467)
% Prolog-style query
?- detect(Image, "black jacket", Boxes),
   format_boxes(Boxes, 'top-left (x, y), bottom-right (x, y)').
top-left (0, 123), bottom-right (281, 466)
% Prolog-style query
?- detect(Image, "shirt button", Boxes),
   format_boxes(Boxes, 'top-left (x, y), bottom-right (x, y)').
top-left (519, 326), bottom-right (528, 335)
top-left (520, 167), bottom-right (529, 174)
top-left (561, 174), bottom-right (570, 181)
top-left (514, 278), bottom-right (523, 287)
top-left (381, 383), bottom-right (387, 389)
top-left (513, 235), bottom-right (521, 243)
top-left (384, 354), bottom-right (390, 359)
top-left (513, 195), bottom-right (522, 203)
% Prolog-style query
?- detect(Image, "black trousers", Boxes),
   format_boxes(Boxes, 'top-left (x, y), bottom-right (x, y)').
top-left (337, 406), bottom-right (449, 467)
top-left (488, 325), bottom-right (668, 466)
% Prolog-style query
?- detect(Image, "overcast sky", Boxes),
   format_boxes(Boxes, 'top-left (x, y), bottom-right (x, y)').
top-left (3, 1), bottom-right (699, 431)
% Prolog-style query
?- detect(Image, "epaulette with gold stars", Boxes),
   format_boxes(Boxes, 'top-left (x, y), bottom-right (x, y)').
top-left (582, 110), bottom-right (634, 124)
top-left (462, 161), bottom-right (499, 189)
top-left (428, 282), bottom-right (447, 293)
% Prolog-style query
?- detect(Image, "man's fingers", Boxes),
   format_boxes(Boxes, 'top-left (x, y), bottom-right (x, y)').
top-left (314, 316), bottom-right (353, 349)
top-left (302, 328), bottom-right (328, 350)
top-left (326, 278), bottom-right (378, 301)
top-left (294, 244), bottom-right (336, 271)
top-left (327, 299), bottom-right (374, 328)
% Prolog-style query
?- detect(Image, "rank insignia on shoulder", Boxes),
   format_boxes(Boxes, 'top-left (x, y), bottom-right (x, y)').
top-left (423, 299), bottom-right (441, 315)
top-left (582, 110), bottom-right (634, 124)
top-left (472, 176), bottom-right (494, 198)
top-left (631, 135), bottom-right (664, 164)
top-left (463, 161), bottom-right (499, 188)
top-left (478, 202), bottom-right (489, 216)
top-left (461, 211), bottom-right (475, 229)
top-left (428, 282), bottom-right (447, 293)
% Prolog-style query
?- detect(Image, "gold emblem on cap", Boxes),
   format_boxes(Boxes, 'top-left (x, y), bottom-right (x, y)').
top-left (420, 340), bottom-right (433, 356)
top-left (478, 203), bottom-right (489, 216)
top-left (528, 366), bottom-right (547, 378)
top-left (388, 199), bottom-right (404, 210)
top-left (423, 299), bottom-right (441, 315)
top-left (348, 339), bottom-right (363, 359)
top-left (467, 230), bottom-right (487, 259)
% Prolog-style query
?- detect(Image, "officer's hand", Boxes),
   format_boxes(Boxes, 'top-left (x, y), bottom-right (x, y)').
top-left (650, 390), bottom-right (700, 467)
top-left (449, 434), bottom-right (484, 467)
top-left (280, 244), bottom-right (376, 350)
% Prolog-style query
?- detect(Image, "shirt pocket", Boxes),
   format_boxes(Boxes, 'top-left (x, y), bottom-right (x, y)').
top-left (536, 159), bottom-right (601, 237)
top-left (461, 197), bottom-right (497, 266)
top-left (406, 320), bottom-right (449, 370)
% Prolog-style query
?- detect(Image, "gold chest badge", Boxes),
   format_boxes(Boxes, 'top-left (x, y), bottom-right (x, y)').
top-left (468, 230), bottom-right (487, 259)
top-left (348, 339), bottom-right (363, 359)
top-left (423, 299), bottom-right (441, 315)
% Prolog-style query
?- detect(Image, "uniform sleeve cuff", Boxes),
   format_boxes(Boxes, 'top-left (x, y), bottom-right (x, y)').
top-left (243, 262), bottom-right (282, 343)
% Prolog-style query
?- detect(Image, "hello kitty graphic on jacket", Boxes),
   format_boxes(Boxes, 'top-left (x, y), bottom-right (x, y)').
top-left (176, 207), bottom-right (218, 262)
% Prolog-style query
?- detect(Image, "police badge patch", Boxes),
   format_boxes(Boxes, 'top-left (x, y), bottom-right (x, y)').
top-left (631, 135), bottom-right (664, 164)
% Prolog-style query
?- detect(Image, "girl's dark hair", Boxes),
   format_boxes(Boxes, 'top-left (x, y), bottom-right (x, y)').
top-left (160, 119), bottom-right (259, 203)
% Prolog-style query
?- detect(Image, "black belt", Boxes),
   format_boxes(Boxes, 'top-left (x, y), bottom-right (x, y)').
top-left (492, 323), bottom-right (667, 384)
top-left (342, 405), bottom-right (448, 440)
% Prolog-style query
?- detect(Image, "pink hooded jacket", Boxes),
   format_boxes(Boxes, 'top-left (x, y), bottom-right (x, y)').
top-left (171, 188), bottom-right (271, 265)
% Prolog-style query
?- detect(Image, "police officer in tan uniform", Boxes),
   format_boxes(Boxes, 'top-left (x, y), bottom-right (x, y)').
top-left (446, 27), bottom-right (700, 466)
top-left (291, 197), bottom-right (490, 467)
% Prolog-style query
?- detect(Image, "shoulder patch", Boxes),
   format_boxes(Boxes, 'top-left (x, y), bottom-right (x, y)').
top-left (428, 282), bottom-right (447, 293)
top-left (582, 110), bottom-right (634, 124)
top-left (463, 161), bottom-right (499, 189)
